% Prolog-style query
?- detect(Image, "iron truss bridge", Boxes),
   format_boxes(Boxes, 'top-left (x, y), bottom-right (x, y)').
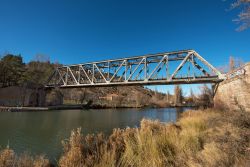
top-left (46, 49), bottom-right (225, 88)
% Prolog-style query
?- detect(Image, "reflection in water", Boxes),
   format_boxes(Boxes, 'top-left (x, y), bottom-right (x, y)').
top-left (0, 107), bottom-right (188, 161)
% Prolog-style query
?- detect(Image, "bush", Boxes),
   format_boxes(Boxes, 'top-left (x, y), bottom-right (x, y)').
top-left (0, 148), bottom-right (50, 167)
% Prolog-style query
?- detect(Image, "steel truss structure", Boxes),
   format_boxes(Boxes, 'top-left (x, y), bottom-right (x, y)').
top-left (46, 50), bottom-right (225, 88)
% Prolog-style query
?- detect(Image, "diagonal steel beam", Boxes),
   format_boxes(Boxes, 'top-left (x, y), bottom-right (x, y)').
top-left (135, 64), bottom-right (146, 80)
top-left (57, 69), bottom-right (66, 85)
top-left (94, 64), bottom-right (108, 82)
top-left (126, 58), bottom-right (145, 81)
top-left (67, 67), bottom-right (79, 84)
top-left (190, 58), bottom-right (210, 76)
top-left (79, 65), bottom-right (92, 84)
top-left (110, 60), bottom-right (126, 82)
top-left (147, 55), bottom-right (167, 80)
top-left (151, 60), bottom-right (166, 79)
top-left (46, 70), bottom-right (56, 85)
top-left (169, 52), bottom-right (193, 80)
top-left (193, 51), bottom-right (225, 79)
top-left (118, 71), bottom-right (126, 81)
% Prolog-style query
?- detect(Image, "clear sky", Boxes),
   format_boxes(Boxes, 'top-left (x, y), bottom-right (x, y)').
top-left (0, 0), bottom-right (249, 95)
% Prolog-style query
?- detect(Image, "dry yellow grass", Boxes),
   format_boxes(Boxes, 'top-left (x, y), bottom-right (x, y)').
top-left (0, 148), bottom-right (50, 167)
top-left (59, 109), bottom-right (249, 167)
top-left (0, 148), bottom-right (15, 167)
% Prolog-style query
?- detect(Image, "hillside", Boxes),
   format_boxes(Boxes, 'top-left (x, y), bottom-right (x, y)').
top-left (59, 86), bottom-right (170, 108)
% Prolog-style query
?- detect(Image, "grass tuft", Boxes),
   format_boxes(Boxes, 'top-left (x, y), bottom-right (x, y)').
top-left (0, 148), bottom-right (50, 167)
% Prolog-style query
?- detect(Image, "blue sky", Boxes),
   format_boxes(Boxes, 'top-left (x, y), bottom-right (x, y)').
top-left (0, 0), bottom-right (249, 95)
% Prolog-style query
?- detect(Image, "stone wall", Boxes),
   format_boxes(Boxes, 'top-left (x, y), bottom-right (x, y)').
top-left (214, 63), bottom-right (250, 112)
top-left (0, 86), bottom-right (46, 107)
top-left (45, 89), bottom-right (63, 106)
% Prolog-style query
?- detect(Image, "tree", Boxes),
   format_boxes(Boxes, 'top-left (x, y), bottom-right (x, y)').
top-left (166, 90), bottom-right (171, 102)
top-left (231, 0), bottom-right (250, 31)
top-left (174, 85), bottom-right (183, 105)
top-left (33, 54), bottom-right (50, 62)
top-left (187, 88), bottom-right (196, 105)
top-left (153, 87), bottom-right (162, 100)
top-left (218, 56), bottom-right (244, 73)
top-left (0, 54), bottom-right (25, 87)
top-left (198, 85), bottom-right (213, 108)
top-left (24, 60), bottom-right (55, 85)
top-left (229, 56), bottom-right (235, 71)
top-left (0, 53), bottom-right (60, 89)
top-left (229, 56), bottom-right (244, 72)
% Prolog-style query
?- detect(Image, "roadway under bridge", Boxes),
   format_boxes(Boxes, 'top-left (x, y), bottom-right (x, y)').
top-left (46, 49), bottom-right (225, 88)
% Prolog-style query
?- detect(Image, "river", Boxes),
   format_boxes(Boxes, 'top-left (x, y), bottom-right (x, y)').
top-left (0, 107), bottom-right (190, 161)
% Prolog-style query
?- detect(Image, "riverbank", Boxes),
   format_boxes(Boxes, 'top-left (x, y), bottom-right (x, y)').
top-left (0, 104), bottom-right (196, 112)
top-left (0, 105), bottom-right (122, 112)
top-left (0, 108), bottom-right (249, 167)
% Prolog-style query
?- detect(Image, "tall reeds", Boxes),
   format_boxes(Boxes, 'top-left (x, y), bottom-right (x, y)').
top-left (0, 148), bottom-right (50, 167)
top-left (58, 109), bottom-right (249, 167)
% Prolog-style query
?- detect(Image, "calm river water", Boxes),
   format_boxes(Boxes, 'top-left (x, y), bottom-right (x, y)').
top-left (0, 107), bottom-right (189, 161)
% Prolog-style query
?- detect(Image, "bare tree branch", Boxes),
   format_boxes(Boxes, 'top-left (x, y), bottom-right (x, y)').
top-left (231, 0), bottom-right (250, 31)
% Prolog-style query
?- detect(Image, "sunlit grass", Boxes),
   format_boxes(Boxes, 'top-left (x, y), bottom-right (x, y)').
top-left (57, 109), bottom-right (249, 167)
top-left (0, 148), bottom-right (49, 167)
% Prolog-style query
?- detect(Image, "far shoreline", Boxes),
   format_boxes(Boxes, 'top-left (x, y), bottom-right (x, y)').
top-left (0, 104), bottom-right (197, 112)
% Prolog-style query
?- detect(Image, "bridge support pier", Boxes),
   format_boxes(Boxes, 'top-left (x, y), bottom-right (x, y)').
top-left (214, 63), bottom-right (250, 112)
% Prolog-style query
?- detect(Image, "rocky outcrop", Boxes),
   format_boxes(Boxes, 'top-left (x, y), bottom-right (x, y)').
top-left (59, 86), bottom-right (165, 108)
top-left (0, 86), bottom-right (46, 107)
top-left (214, 63), bottom-right (250, 112)
top-left (45, 89), bottom-right (63, 106)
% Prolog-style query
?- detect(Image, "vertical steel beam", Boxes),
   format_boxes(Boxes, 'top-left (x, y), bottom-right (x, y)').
top-left (65, 67), bottom-right (68, 85)
top-left (144, 57), bottom-right (147, 80)
top-left (78, 66), bottom-right (81, 84)
top-left (124, 60), bottom-right (127, 81)
top-left (165, 55), bottom-right (169, 79)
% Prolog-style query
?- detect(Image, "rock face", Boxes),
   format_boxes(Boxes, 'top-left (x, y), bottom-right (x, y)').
top-left (58, 85), bottom-right (172, 108)
top-left (214, 63), bottom-right (250, 112)
top-left (0, 86), bottom-right (46, 107)
top-left (45, 89), bottom-right (63, 106)
top-left (60, 86), bottom-right (157, 108)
